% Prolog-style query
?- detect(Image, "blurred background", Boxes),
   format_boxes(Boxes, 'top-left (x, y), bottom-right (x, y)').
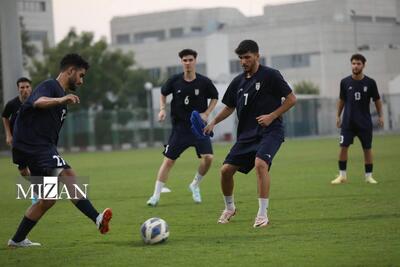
top-left (1, 0), bottom-right (400, 152)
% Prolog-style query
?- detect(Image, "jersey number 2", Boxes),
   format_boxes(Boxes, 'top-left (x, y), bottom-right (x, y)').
top-left (53, 155), bottom-right (66, 167)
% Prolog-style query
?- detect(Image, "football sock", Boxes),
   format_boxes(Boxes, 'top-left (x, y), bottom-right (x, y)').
top-left (75, 199), bottom-right (99, 223)
top-left (190, 172), bottom-right (203, 187)
top-left (339, 161), bottom-right (347, 177)
top-left (365, 164), bottom-right (373, 178)
top-left (153, 180), bottom-right (165, 198)
top-left (257, 198), bottom-right (269, 217)
top-left (224, 195), bottom-right (235, 211)
top-left (12, 216), bottom-right (37, 242)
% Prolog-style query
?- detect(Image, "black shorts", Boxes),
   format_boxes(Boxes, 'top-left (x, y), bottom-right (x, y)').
top-left (340, 127), bottom-right (372, 149)
top-left (224, 129), bottom-right (284, 174)
top-left (163, 124), bottom-right (213, 160)
top-left (12, 147), bottom-right (70, 176)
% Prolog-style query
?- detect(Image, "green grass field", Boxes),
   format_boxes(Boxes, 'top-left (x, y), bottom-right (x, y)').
top-left (0, 135), bottom-right (399, 267)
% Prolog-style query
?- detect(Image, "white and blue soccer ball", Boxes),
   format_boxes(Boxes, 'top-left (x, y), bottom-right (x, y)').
top-left (140, 217), bottom-right (169, 245)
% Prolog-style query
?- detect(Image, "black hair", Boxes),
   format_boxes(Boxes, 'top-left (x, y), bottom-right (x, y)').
top-left (60, 53), bottom-right (90, 71)
top-left (350, 53), bottom-right (366, 64)
top-left (178, 49), bottom-right (198, 59)
top-left (235, 40), bottom-right (259, 55)
top-left (16, 77), bottom-right (31, 86)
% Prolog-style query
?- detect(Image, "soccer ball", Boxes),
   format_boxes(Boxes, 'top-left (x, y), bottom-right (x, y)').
top-left (140, 217), bottom-right (169, 245)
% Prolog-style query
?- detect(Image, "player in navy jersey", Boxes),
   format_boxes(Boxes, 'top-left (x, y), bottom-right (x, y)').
top-left (7, 54), bottom-right (112, 248)
top-left (2, 77), bottom-right (32, 177)
top-left (205, 40), bottom-right (296, 227)
top-left (331, 54), bottom-right (383, 185)
top-left (147, 49), bottom-right (218, 206)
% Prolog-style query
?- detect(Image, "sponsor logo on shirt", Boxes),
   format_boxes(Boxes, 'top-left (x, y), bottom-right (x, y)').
top-left (177, 90), bottom-right (181, 94)
top-left (238, 88), bottom-right (243, 93)
top-left (348, 86), bottom-right (353, 90)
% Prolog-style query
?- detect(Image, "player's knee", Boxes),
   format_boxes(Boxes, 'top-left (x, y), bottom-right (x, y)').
top-left (254, 158), bottom-right (269, 172)
top-left (220, 164), bottom-right (234, 178)
top-left (202, 154), bottom-right (213, 164)
top-left (39, 199), bottom-right (56, 210)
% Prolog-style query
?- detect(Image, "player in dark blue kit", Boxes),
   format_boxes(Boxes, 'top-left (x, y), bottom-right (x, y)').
top-left (205, 40), bottom-right (296, 227)
top-left (147, 49), bottom-right (218, 206)
top-left (2, 77), bottom-right (32, 177)
top-left (331, 54), bottom-right (383, 185)
top-left (7, 54), bottom-right (112, 248)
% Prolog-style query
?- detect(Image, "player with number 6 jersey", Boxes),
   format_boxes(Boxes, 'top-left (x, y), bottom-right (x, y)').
top-left (8, 54), bottom-right (112, 248)
top-left (146, 49), bottom-right (218, 207)
top-left (332, 53), bottom-right (384, 185)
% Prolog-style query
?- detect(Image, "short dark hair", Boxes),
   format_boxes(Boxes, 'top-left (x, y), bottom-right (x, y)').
top-left (60, 53), bottom-right (90, 71)
top-left (235, 40), bottom-right (259, 55)
top-left (178, 49), bottom-right (197, 59)
top-left (351, 53), bottom-right (366, 64)
top-left (16, 77), bottom-right (31, 87)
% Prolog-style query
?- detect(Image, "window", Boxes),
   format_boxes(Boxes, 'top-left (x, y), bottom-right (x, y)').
top-left (27, 30), bottom-right (47, 42)
top-left (18, 1), bottom-right (46, 12)
top-left (170, 28), bottom-right (184, 38)
top-left (230, 57), bottom-right (267, 74)
top-left (375, 16), bottom-right (397, 24)
top-left (134, 30), bottom-right (165, 43)
top-left (351, 15), bottom-right (373, 23)
top-left (191, 26), bottom-right (202, 33)
top-left (166, 65), bottom-right (182, 77)
top-left (146, 68), bottom-right (161, 81)
top-left (116, 34), bottom-right (130, 44)
top-left (271, 54), bottom-right (311, 69)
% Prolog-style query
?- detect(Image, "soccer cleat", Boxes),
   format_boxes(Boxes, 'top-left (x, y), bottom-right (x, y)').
top-left (161, 186), bottom-right (171, 193)
top-left (365, 176), bottom-right (378, 184)
top-left (146, 196), bottom-right (159, 207)
top-left (331, 175), bottom-right (347, 184)
top-left (96, 208), bottom-right (113, 234)
top-left (7, 238), bottom-right (41, 248)
top-left (253, 216), bottom-right (269, 228)
top-left (217, 209), bottom-right (236, 224)
top-left (189, 184), bottom-right (202, 203)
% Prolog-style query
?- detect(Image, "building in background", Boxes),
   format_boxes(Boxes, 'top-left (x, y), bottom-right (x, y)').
top-left (110, 0), bottom-right (400, 98)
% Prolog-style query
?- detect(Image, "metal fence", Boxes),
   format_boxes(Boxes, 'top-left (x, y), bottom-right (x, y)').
top-left (1, 94), bottom-right (399, 152)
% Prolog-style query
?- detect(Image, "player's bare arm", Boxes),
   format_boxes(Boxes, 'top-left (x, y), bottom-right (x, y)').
top-left (204, 105), bottom-right (235, 134)
top-left (2, 117), bottom-right (13, 146)
top-left (375, 99), bottom-right (384, 128)
top-left (336, 99), bottom-right (345, 128)
top-left (200, 98), bottom-right (218, 122)
top-left (256, 92), bottom-right (297, 127)
top-left (33, 94), bottom-right (80, 108)
top-left (158, 94), bottom-right (167, 122)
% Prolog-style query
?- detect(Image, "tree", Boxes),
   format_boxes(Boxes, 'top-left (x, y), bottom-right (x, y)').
top-left (293, 80), bottom-right (320, 95)
top-left (29, 29), bottom-right (152, 110)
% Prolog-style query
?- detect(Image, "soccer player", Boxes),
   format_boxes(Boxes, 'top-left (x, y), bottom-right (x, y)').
top-left (2, 77), bottom-right (32, 177)
top-left (8, 54), bottom-right (112, 248)
top-left (146, 49), bottom-right (218, 206)
top-left (204, 40), bottom-right (296, 227)
top-left (331, 54), bottom-right (384, 185)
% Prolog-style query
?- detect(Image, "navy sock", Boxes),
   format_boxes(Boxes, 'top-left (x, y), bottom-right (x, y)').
top-left (338, 160), bottom-right (347, 171)
top-left (75, 199), bottom-right (99, 223)
top-left (12, 216), bottom-right (37, 242)
top-left (365, 164), bottom-right (373, 173)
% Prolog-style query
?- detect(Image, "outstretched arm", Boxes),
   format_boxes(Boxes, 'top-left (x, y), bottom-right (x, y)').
top-left (204, 105), bottom-right (235, 134)
top-left (33, 94), bottom-right (80, 109)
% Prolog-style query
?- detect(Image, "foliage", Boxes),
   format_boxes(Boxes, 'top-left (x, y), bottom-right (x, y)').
top-left (293, 80), bottom-right (320, 95)
top-left (29, 29), bottom-right (152, 110)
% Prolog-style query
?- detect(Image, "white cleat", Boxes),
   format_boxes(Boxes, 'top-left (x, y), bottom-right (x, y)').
top-left (7, 238), bottom-right (41, 248)
top-left (217, 209), bottom-right (236, 224)
top-left (365, 176), bottom-right (378, 184)
top-left (146, 196), bottom-right (159, 207)
top-left (161, 186), bottom-right (171, 193)
top-left (331, 175), bottom-right (347, 185)
top-left (189, 184), bottom-right (202, 203)
top-left (253, 216), bottom-right (269, 228)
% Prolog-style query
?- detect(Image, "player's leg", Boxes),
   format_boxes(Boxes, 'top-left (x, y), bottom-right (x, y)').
top-left (332, 130), bottom-right (353, 184)
top-left (218, 163), bottom-right (239, 223)
top-left (59, 168), bottom-right (112, 234)
top-left (147, 157), bottom-right (176, 206)
top-left (18, 166), bottom-right (38, 205)
top-left (189, 138), bottom-right (214, 203)
top-left (359, 130), bottom-right (377, 183)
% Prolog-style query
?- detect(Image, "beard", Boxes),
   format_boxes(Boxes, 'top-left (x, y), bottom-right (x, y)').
top-left (352, 69), bottom-right (362, 75)
top-left (68, 78), bottom-right (77, 91)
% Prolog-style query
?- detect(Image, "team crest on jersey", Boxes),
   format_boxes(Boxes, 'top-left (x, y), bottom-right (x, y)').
top-left (194, 89), bottom-right (199, 96)
top-left (255, 82), bottom-right (261, 91)
top-left (363, 86), bottom-right (368, 92)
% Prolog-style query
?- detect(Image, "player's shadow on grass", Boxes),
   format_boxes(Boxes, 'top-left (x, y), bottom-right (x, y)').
top-left (94, 239), bottom-right (168, 247)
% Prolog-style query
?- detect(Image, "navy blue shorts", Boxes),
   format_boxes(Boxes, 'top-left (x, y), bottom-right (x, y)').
top-left (224, 129), bottom-right (284, 174)
top-left (163, 124), bottom-right (213, 160)
top-left (340, 127), bottom-right (372, 149)
top-left (12, 147), bottom-right (70, 176)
